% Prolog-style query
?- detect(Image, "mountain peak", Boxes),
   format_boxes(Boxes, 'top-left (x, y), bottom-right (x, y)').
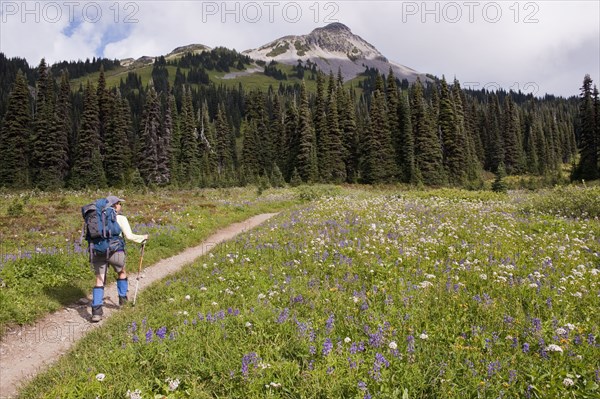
top-left (313, 22), bottom-right (351, 33)
top-left (242, 23), bottom-right (424, 82)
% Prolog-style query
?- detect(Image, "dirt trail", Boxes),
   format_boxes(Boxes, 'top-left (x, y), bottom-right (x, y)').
top-left (0, 213), bottom-right (278, 399)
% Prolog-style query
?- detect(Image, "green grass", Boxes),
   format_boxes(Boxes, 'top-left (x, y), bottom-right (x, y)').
top-left (0, 187), bottom-right (301, 333)
top-left (13, 186), bottom-right (600, 398)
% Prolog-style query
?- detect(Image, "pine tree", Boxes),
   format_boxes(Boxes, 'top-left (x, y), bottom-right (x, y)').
top-left (32, 59), bottom-right (64, 189)
top-left (270, 94), bottom-right (286, 172)
top-left (56, 71), bottom-right (72, 182)
top-left (411, 78), bottom-right (444, 185)
top-left (326, 88), bottom-right (346, 182)
top-left (179, 86), bottom-right (200, 185)
top-left (0, 70), bottom-right (31, 187)
top-left (364, 74), bottom-right (397, 183)
top-left (337, 85), bottom-right (359, 183)
top-left (573, 75), bottom-right (598, 180)
top-left (438, 77), bottom-right (467, 184)
top-left (215, 103), bottom-right (234, 178)
top-left (138, 86), bottom-right (161, 185)
top-left (284, 97), bottom-right (300, 181)
top-left (398, 90), bottom-right (416, 183)
top-left (314, 73), bottom-right (328, 180)
top-left (157, 93), bottom-right (173, 185)
top-left (484, 93), bottom-right (505, 172)
top-left (70, 80), bottom-right (106, 188)
top-left (241, 118), bottom-right (261, 180)
top-left (97, 65), bottom-right (110, 154)
top-left (502, 95), bottom-right (524, 174)
top-left (296, 81), bottom-right (318, 182)
top-left (104, 89), bottom-right (131, 186)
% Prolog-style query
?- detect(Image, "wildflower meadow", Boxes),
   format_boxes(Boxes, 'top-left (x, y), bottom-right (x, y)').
top-left (13, 187), bottom-right (600, 398)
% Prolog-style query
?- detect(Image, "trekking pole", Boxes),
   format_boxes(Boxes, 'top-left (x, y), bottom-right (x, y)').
top-left (133, 241), bottom-right (146, 306)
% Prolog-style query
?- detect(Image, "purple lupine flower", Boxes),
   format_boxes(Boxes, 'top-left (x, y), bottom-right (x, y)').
top-left (326, 366), bottom-right (334, 375)
top-left (132, 334), bottom-right (139, 343)
top-left (375, 353), bottom-right (389, 368)
top-left (588, 334), bottom-right (596, 345)
top-left (241, 352), bottom-right (258, 378)
top-left (156, 326), bottom-right (167, 340)
top-left (145, 328), bottom-right (153, 343)
top-left (130, 321), bottom-right (137, 333)
top-left (197, 313), bottom-right (204, 321)
top-left (309, 346), bottom-right (316, 355)
top-left (358, 381), bottom-right (367, 391)
top-left (511, 337), bottom-right (518, 348)
top-left (325, 314), bottom-right (335, 333)
top-left (503, 315), bottom-right (514, 325)
top-left (509, 369), bottom-right (517, 383)
top-left (369, 328), bottom-right (384, 348)
top-left (348, 357), bottom-right (357, 369)
top-left (169, 331), bottom-right (175, 340)
top-left (407, 335), bottom-right (415, 353)
top-left (322, 338), bottom-right (333, 356)
top-left (531, 318), bottom-right (542, 332)
top-left (522, 342), bottom-right (530, 353)
top-left (277, 308), bottom-right (290, 323)
top-left (546, 297), bottom-right (552, 308)
top-left (292, 295), bottom-right (304, 304)
top-left (487, 360), bottom-right (501, 377)
top-left (308, 360), bottom-right (314, 370)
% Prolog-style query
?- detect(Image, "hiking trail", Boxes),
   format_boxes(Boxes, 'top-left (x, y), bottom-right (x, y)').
top-left (0, 213), bottom-right (278, 399)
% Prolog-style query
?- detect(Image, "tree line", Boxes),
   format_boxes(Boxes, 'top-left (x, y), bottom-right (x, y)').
top-left (0, 52), bottom-right (598, 190)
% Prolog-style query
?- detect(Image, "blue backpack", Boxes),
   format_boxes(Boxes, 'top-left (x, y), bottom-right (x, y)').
top-left (82, 198), bottom-right (125, 255)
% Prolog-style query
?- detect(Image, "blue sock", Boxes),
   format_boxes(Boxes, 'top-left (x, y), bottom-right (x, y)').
top-left (117, 278), bottom-right (128, 297)
top-left (92, 286), bottom-right (104, 307)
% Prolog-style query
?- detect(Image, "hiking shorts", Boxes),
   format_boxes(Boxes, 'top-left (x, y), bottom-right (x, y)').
top-left (91, 250), bottom-right (126, 276)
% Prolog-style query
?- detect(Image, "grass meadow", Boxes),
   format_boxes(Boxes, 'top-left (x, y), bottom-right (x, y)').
top-left (4, 185), bottom-right (600, 398)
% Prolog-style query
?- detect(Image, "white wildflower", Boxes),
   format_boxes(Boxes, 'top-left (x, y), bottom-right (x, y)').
top-left (200, 286), bottom-right (207, 291)
top-left (566, 323), bottom-right (576, 330)
top-left (185, 295), bottom-right (191, 300)
top-left (352, 296), bottom-right (360, 303)
top-left (571, 292), bottom-right (583, 298)
top-left (555, 327), bottom-right (567, 336)
top-left (563, 377), bottom-right (575, 387)
top-left (245, 322), bottom-right (252, 328)
top-left (95, 373), bottom-right (106, 382)
top-left (529, 283), bottom-right (538, 288)
top-left (419, 333), bottom-right (429, 340)
top-left (258, 293), bottom-right (266, 300)
top-left (546, 344), bottom-right (563, 353)
top-left (479, 274), bottom-right (487, 280)
top-left (419, 281), bottom-right (434, 289)
top-left (344, 337), bottom-right (352, 343)
top-left (388, 341), bottom-right (398, 350)
top-left (166, 377), bottom-right (180, 391)
top-left (126, 389), bottom-right (143, 399)
top-left (211, 301), bottom-right (218, 306)
top-left (425, 274), bottom-right (436, 279)
top-left (270, 382), bottom-right (282, 388)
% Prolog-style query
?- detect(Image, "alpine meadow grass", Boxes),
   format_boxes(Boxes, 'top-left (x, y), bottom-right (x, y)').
top-left (12, 187), bottom-right (600, 398)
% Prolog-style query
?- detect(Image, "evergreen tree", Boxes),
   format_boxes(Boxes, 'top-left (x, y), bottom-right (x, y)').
top-left (314, 73), bottom-right (328, 179)
top-left (502, 95), bottom-right (524, 174)
top-left (270, 94), bottom-right (286, 171)
top-left (411, 78), bottom-right (444, 185)
top-left (70, 80), bottom-right (106, 188)
top-left (284, 97), bottom-right (300, 181)
top-left (364, 74), bottom-right (397, 183)
top-left (438, 77), bottom-right (467, 184)
top-left (492, 161), bottom-right (508, 193)
top-left (573, 75), bottom-right (598, 180)
top-left (157, 93), bottom-right (173, 185)
top-left (104, 89), bottom-right (131, 186)
top-left (215, 103), bottom-right (234, 178)
top-left (179, 86), bottom-right (200, 185)
top-left (325, 88), bottom-right (346, 182)
top-left (32, 59), bottom-right (64, 189)
top-left (56, 71), bottom-right (72, 182)
top-left (0, 70), bottom-right (31, 187)
top-left (296, 81), bottom-right (318, 182)
top-left (484, 93), bottom-right (505, 172)
top-left (138, 86), bottom-right (160, 185)
top-left (241, 118), bottom-right (261, 179)
top-left (398, 90), bottom-right (416, 183)
top-left (337, 84), bottom-right (359, 183)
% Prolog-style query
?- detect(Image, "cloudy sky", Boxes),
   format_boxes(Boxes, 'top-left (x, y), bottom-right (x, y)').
top-left (0, 1), bottom-right (598, 97)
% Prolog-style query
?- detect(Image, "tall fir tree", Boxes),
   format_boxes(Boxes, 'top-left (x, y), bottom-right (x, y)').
top-left (215, 103), bottom-right (234, 179)
top-left (33, 59), bottom-right (64, 189)
top-left (241, 118), bottom-right (261, 180)
top-left (337, 84), bottom-right (359, 183)
top-left (104, 89), bottom-right (131, 186)
top-left (411, 78), bottom-right (444, 185)
top-left (0, 70), bottom-right (31, 187)
top-left (70, 80), bottom-right (106, 188)
top-left (296, 80), bottom-right (318, 182)
top-left (325, 88), bottom-right (346, 182)
top-left (398, 90), bottom-right (416, 183)
top-left (438, 77), bottom-right (467, 184)
top-left (573, 75), bottom-right (598, 180)
top-left (314, 73), bottom-right (329, 180)
top-left (284, 97), bottom-right (300, 181)
top-left (502, 95), bottom-right (524, 174)
top-left (178, 86), bottom-right (200, 185)
top-left (56, 71), bottom-right (72, 182)
top-left (157, 93), bottom-right (173, 185)
top-left (138, 86), bottom-right (161, 185)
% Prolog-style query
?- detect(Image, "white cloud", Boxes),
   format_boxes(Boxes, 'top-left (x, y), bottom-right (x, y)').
top-left (0, 0), bottom-right (598, 97)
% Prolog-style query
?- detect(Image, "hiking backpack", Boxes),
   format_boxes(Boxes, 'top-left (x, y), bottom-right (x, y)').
top-left (81, 198), bottom-right (125, 255)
